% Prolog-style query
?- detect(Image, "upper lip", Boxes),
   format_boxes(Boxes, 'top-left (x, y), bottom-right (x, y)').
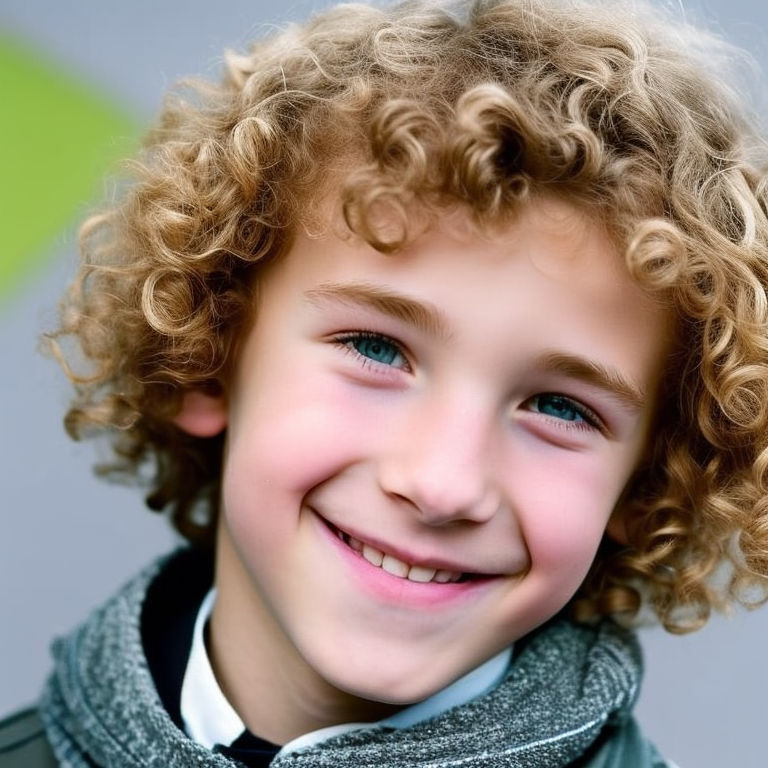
top-left (315, 511), bottom-right (500, 576)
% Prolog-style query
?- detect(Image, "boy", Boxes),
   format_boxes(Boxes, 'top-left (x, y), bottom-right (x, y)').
top-left (3, 0), bottom-right (768, 765)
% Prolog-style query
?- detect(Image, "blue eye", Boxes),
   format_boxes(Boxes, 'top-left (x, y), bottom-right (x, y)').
top-left (528, 394), bottom-right (595, 425)
top-left (336, 332), bottom-right (408, 370)
top-left (353, 335), bottom-right (400, 365)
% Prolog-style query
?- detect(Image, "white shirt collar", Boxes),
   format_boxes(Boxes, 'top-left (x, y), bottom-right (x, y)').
top-left (180, 589), bottom-right (244, 750)
top-left (181, 588), bottom-right (512, 756)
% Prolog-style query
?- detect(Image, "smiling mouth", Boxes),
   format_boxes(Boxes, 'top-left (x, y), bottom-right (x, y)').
top-left (324, 519), bottom-right (482, 584)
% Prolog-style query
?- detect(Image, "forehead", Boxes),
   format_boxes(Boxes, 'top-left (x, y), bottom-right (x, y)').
top-left (296, 195), bottom-right (651, 311)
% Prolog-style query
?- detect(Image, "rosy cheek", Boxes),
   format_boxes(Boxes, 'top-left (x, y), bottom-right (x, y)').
top-left (513, 455), bottom-right (618, 572)
top-left (226, 375), bottom-right (379, 503)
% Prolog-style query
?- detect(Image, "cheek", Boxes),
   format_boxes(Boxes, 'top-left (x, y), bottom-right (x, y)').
top-left (224, 371), bottom-right (379, 510)
top-left (512, 452), bottom-right (626, 574)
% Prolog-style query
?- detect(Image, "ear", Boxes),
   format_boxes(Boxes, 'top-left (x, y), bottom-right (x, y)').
top-left (173, 390), bottom-right (228, 437)
top-left (605, 507), bottom-right (629, 546)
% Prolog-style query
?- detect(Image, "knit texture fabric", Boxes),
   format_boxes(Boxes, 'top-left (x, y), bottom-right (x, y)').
top-left (39, 550), bottom-right (652, 768)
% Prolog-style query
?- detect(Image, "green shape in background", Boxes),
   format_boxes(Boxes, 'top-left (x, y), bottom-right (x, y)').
top-left (0, 35), bottom-right (139, 300)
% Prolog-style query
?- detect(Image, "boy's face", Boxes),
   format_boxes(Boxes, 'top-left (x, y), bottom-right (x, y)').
top-left (184, 198), bottom-right (670, 711)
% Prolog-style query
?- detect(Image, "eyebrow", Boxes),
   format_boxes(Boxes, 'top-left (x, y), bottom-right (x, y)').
top-left (305, 284), bottom-right (646, 410)
top-left (306, 282), bottom-right (452, 340)
top-left (538, 352), bottom-right (646, 412)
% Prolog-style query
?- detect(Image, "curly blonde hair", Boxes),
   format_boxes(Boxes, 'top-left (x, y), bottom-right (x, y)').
top-left (53, 0), bottom-right (768, 631)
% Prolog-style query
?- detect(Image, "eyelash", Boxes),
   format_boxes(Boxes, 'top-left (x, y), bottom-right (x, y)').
top-left (524, 393), bottom-right (605, 433)
top-left (332, 331), bottom-right (411, 373)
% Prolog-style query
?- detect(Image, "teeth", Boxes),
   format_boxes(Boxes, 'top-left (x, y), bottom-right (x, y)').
top-left (340, 530), bottom-right (464, 583)
top-left (362, 544), bottom-right (384, 567)
top-left (381, 554), bottom-right (410, 577)
top-left (407, 565), bottom-right (437, 583)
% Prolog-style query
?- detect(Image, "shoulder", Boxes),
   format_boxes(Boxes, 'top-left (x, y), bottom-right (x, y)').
top-left (571, 716), bottom-right (675, 768)
top-left (0, 708), bottom-right (58, 768)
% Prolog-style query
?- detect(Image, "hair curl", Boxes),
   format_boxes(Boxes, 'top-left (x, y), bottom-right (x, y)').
top-left (51, 0), bottom-right (768, 631)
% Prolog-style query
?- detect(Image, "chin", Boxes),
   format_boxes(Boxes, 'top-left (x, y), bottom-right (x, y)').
top-left (313, 650), bottom-right (464, 706)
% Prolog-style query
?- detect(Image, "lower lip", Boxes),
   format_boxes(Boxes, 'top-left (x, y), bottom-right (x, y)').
top-left (311, 511), bottom-right (499, 609)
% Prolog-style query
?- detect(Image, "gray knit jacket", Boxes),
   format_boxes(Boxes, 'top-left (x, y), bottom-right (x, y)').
top-left (26, 552), bottom-right (668, 768)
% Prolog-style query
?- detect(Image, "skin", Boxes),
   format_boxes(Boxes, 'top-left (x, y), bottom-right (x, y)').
top-left (175, 198), bottom-right (672, 744)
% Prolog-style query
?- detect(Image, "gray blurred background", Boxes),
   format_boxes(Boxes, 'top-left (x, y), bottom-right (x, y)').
top-left (0, 1), bottom-right (766, 766)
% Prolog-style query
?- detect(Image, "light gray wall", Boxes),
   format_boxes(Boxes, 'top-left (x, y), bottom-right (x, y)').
top-left (1, 2), bottom-right (766, 767)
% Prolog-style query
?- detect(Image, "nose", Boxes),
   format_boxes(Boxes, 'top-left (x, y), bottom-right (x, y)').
top-left (377, 399), bottom-right (501, 526)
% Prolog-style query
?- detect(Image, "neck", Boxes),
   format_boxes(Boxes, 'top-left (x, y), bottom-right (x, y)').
top-left (210, 523), bottom-right (402, 744)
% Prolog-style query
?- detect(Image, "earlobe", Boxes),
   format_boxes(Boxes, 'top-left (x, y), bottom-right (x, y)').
top-left (173, 390), bottom-right (228, 437)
